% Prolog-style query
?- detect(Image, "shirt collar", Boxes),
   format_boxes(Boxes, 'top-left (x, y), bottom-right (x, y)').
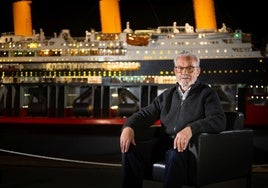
top-left (178, 85), bottom-right (191, 100)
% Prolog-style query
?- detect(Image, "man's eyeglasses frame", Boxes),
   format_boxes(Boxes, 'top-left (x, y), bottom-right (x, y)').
top-left (174, 66), bottom-right (199, 73)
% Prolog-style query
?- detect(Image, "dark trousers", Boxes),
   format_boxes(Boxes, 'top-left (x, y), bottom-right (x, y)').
top-left (121, 135), bottom-right (189, 188)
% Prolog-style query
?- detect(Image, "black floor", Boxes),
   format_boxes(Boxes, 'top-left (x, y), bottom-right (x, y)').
top-left (0, 166), bottom-right (267, 188)
top-left (0, 151), bottom-right (267, 188)
top-left (0, 125), bottom-right (267, 188)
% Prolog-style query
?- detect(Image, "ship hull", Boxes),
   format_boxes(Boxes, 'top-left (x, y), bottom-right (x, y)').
top-left (117, 57), bottom-right (268, 84)
top-left (2, 57), bottom-right (266, 85)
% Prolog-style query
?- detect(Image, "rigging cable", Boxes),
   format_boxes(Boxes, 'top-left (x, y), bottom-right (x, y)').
top-left (147, 0), bottom-right (161, 25)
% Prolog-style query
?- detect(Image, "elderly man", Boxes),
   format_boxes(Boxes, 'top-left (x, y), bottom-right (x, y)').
top-left (120, 50), bottom-right (226, 188)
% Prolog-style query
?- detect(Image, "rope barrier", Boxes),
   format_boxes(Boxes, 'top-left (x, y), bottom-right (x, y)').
top-left (0, 148), bottom-right (122, 167)
top-left (0, 148), bottom-right (267, 169)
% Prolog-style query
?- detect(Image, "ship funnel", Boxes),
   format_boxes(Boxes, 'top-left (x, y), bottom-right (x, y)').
top-left (12, 0), bottom-right (33, 36)
top-left (193, 0), bottom-right (217, 32)
top-left (99, 0), bottom-right (122, 33)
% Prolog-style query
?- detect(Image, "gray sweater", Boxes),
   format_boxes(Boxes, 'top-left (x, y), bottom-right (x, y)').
top-left (123, 80), bottom-right (226, 137)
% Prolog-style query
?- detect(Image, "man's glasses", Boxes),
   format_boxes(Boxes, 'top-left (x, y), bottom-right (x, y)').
top-left (174, 66), bottom-right (199, 73)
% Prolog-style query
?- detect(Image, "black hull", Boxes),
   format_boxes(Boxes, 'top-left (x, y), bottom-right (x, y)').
top-left (1, 57), bottom-right (267, 85)
top-left (135, 57), bottom-right (268, 84)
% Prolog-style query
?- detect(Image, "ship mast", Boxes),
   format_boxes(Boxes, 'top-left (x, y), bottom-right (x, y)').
top-left (12, 0), bottom-right (33, 36)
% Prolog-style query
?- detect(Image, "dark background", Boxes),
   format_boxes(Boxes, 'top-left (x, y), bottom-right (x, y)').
top-left (0, 0), bottom-right (267, 51)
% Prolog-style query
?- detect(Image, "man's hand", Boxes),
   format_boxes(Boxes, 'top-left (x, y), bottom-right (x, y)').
top-left (120, 127), bottom-right (136, 153)
top-left (173, 126), bottom-right (192, 152)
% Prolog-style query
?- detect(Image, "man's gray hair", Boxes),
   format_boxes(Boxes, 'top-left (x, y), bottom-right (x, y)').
top-left (173, 51), bottom-right (200, 67)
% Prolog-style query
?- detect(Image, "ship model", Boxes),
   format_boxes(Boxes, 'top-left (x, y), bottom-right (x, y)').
top-left (0, 0), bottom-right (267, 126)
